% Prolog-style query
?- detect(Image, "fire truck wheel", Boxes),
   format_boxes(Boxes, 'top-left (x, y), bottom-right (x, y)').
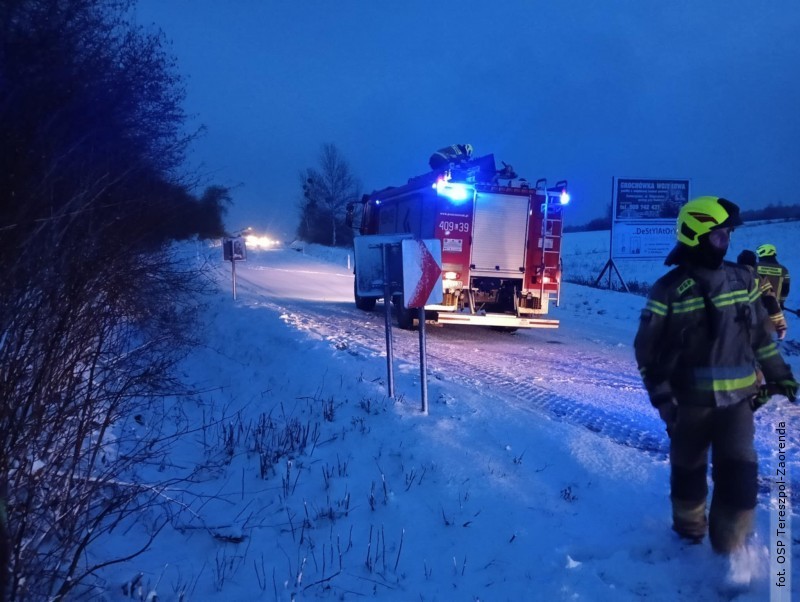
top-left (395, 300), bottom-right (416, 331)
top-left (354, 281), bottom-right (376, 311)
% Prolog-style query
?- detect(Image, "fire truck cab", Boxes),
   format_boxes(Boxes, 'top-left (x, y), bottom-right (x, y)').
top-left (348, 153), bottom-right (568, 330)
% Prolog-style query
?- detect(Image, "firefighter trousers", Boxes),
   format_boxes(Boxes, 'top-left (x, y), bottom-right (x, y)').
top-left (669, 399), bottom-right (757, 554)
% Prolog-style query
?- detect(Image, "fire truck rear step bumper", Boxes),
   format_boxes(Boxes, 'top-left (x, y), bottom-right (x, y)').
top-left (434, 312), bottom-right (559, 329)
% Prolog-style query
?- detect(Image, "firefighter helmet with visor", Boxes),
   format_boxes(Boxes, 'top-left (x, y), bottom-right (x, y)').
top-left (675, 196), bottom-right (742, 248)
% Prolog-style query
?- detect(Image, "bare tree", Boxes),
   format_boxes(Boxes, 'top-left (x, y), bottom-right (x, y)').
top-left (298, 143), bottom-right (361, 246)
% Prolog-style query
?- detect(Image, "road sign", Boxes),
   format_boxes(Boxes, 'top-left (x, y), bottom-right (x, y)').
top-left (222, 236), bottom-right (246, 300)
top-left (402, 239), bottom-right (443, 308)
top-left (353, 234), bottom-right (412, 297)
top-left (223, 237), bottom-right (247, 261)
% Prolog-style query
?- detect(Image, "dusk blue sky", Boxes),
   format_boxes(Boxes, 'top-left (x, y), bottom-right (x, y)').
top-left (135, 1), bottom-right (800, 240)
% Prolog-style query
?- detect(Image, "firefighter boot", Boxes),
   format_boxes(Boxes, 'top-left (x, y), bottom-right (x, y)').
top-left (709, 500), bottom-right (754, 554)
top-left (671, 498), bottom-right (707, 543)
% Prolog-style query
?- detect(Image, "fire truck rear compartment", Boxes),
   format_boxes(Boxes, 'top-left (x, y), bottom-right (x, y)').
top-left (469, 277), bottom-right (519, 310)
top-left (469, 193), bottom-right (529, 278)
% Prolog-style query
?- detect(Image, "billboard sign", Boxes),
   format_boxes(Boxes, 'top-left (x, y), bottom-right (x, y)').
top-left (611, 177), bottom-right (689, 260)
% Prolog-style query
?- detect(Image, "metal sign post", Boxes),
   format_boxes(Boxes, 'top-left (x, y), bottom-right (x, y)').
top-left (418, 307), bottom-right (428, 414)
top-left (353, 235), bottom-right (441, 409)
top-left (401, 239), bottom-right (443, 415)
top-left (381, 243), bottom-right (396, 399)
top-left (223, 237), bottom-right (247, 300)
top-left (354, 235), bottom-right (410, 400)
top-left (231, 258), bottom-right (237, 300)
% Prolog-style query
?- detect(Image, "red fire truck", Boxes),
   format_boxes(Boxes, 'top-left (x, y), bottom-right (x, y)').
top-left (348, 153), bottom-right (569, 330)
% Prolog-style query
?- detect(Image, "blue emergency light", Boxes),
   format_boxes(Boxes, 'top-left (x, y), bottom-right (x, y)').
top-left (434, 180), bottom-right (473, 204)
top-left (547, 180), bottom-right (570, 205)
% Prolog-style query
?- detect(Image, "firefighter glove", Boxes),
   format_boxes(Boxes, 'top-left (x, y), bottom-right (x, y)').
top-left (761, 379), bottom-right (799, 404)
top-left (777, 379), bottom-right (798, 402)
top-left (752, 386), bottom-right (772, 411)
top-left (652, 396), bottom-right (677, 433)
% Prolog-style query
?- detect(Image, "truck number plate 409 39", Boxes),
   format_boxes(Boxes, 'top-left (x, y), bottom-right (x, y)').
top-left (438, 221), bottom-right (469, 233)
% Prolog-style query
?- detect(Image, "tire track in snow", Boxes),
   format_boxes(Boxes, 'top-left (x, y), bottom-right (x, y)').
top-left (258, 291), bottom-right (669, 458)
top-left (427, 347), bottom-right (669, 458)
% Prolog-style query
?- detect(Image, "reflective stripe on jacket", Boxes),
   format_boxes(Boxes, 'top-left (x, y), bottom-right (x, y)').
top-left (634, 261), bottom-right (792, 408)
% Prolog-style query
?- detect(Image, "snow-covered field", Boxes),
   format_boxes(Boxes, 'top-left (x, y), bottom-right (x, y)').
top-left (96, 224), bottom-right (799, 601)
top-left (563, 220), bottom-right (800, 296)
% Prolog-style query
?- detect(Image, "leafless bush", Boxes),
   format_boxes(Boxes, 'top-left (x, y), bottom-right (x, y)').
top-left (0, 1), bottom-right (226, 597)
top-left (0, 238), bottom-right (212, 599)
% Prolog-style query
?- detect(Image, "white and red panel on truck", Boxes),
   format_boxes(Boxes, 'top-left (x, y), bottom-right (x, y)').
top-left (348, 153), bottom-right (569, 330)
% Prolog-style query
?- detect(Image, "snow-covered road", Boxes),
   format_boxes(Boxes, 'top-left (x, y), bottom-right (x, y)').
top-left (231, 246), bottom-right (800, 499)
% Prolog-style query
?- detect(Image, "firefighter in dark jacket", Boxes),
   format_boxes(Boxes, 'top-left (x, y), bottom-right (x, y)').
top-left (634, 196), bottom-right (797, 554)
top-left (736, 250), bottom-right (788, 340)
top-left (756, 243), bottom-right (791, 309)
top-left (428, 144), bottom-right (473, 171)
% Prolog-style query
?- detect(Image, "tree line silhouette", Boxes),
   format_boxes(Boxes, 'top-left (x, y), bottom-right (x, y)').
top-left (0, 1), bottom-right (229, 597)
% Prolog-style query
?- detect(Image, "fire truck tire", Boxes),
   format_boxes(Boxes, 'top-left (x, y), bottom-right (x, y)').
top-left (354, 281), bottom-right (376, 311)
top-left (395, 299), bottom-right (416, 330)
